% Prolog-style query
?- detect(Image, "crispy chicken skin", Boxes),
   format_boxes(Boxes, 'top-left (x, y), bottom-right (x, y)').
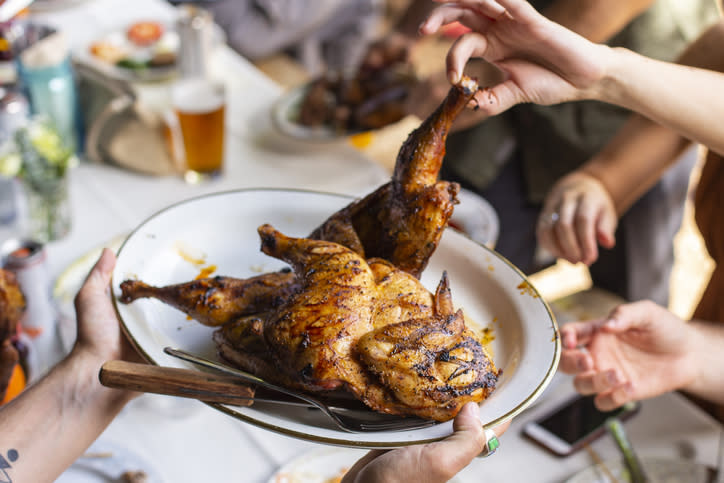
top-left (358, 272), bottom-right (497, 421)
top-left (0, 269), bottom-right (26, 400)
top-left (311, 76), bottom-right (478, 277)
top-left (119, 271), bottom-right (299, 327)
top-left (258, 224), bottom-right (378, 392)
top-left (217, 225), bottom-right (496, 421)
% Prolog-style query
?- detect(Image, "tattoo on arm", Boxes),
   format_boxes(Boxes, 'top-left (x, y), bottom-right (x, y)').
top-left (0, 449), bottom-right (19, 483)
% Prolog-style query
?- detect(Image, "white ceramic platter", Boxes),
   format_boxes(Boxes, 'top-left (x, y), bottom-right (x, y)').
top-left (112, 188), bottom-right (560, 448)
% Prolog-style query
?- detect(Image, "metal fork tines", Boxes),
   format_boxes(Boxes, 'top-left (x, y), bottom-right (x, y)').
top-left (163, 347), bottom-right (437, 433)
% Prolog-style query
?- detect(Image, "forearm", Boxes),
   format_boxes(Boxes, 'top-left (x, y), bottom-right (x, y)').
top-left (581, 116), bottom-right (690, 215)
top-left (0, 351), bottom-right (131, 482)
top-left (594, 47), bottom-right (724, 156)
top-left (543, 0), bottom-right (653, 43)
top-left (681, 320), bottom-right (724, 405)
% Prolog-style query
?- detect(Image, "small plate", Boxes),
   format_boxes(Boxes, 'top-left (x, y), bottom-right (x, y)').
top-left (271, 70), bottom-right (415, 143)
top-left (566, 456), bottom-right (711, 483)
top-left (449, 188), bottom-right (499, 248)
top-left (270, 83), bottom-right (363, 142)
top-left (267, 446), bottom-right (464, 483)
top-left (56, 437), bottom-right (164, 482)
top-left (112, 188), bottom-right (560, 448)
top-left (29, 0), bottom-right (92, 12)
top-left (73, 22), bottom-right (179, 83)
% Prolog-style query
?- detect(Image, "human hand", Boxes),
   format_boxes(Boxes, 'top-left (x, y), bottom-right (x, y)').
top-left (419, 0), bottom-right (611, 116)
top-left (342, 402), bottom-right (510, 483)
top-left (71, 248), bottom-right (141, 367)
top-left (559, 301), bottom-right (696, 411)
top-left (536, 171), bottom-right (617, 266)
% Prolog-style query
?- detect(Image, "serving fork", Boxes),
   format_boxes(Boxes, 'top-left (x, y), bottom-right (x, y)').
top-left (100, 347), bottom-right (437, 433)
top-left (163, 347), bottom-right (437, 433)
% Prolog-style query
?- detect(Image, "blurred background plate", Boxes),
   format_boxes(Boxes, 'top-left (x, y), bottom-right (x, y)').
top-left (271, 82), bottom-right (366, 142)
top-left (57, 436), bottom-right (164, 482)
top-left (29, 0), bottom-right (92, 12)
top-left (565, 456), bottom-right (711, 483)
top-left (72, 22), bottom-right (179, 83)
top-left (449, 188), bottom-right (499, 249)
top-left (271, 68), bottom-right (416, 143)
top-left (266, 446), bottom-right (463, 483)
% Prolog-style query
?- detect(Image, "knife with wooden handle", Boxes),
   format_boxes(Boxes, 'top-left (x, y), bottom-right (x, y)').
top-left (99, 360), bottom-right (256, 406)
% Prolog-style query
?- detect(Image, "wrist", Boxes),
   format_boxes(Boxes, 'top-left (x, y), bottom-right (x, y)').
top-left (65, 348), bottom-right (134, 415)
top-left (592, 47), bottom-right (639, 107)
top-left (679, 321), bottom-right (720, 399)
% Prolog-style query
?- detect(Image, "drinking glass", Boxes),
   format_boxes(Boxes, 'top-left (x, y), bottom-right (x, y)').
top-left (169, 78), bottom-right (225, 184)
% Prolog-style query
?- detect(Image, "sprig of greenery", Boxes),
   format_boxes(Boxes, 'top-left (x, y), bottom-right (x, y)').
top-left (0, 117), bottom-right (77, 190)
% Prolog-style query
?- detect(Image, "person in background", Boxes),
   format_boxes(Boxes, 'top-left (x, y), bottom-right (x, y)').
top-left (0, 248), bottom-right (507, 482)
top-left (536, 18), bottom-right (724, 325)
top-left (420, 0), bottom-right (724, 415)
top-left (201, 0), bottom-right (383, 76)
top-left (401, 0), bottom-right (719, 308)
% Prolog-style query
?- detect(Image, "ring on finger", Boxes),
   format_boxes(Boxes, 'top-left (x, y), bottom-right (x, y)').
top-left (477, 428), bottom-right (500, 458)
top-left (540, 211), bottom-right (560, 226)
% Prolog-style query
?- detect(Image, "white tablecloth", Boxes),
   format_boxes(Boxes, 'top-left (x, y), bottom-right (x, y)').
top-left (12, 1), bottom-right (724, 481)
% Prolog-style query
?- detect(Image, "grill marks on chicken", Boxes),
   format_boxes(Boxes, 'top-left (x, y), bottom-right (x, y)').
top-left (258, 224), bottom-right (378, 392)
top-left (216, 225), bottom-right (497, 421)
top-left (358, 272), bottom-right (497, 421)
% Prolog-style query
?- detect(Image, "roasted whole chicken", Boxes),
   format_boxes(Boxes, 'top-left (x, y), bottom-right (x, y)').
top-left (120, 76), bottom-right (499, 421)
top-left (213, 225), bottom-right (496, 421)
top-left (0, 269), bottom-right (26, 401)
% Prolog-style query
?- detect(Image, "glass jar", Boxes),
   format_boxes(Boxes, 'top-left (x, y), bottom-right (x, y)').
top-left (21, 173), bottom-right (71, 242)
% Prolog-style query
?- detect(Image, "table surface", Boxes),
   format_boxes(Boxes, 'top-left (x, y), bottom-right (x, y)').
top-left (5, 0), bottom-right (723, 481)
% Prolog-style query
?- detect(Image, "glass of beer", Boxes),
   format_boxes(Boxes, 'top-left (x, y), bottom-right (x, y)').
top-left (170, 78), bottom-right (225, 183)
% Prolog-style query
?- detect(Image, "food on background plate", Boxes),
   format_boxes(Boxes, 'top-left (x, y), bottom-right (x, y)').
top-left (120, 76), bottom-right (498, 422)
top-left (88, 20), bottom-right (177, 73)
top-left (126, 21), bottom-right (164, 46)
top-left (297, 61), bottom-right (417, 133)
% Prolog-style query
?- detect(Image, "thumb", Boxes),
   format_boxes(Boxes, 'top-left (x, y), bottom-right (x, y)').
top-left (471, 79), bottom-right (521, 117)
top-left (419, 402), bottom-right (486, 480)
top-left (595, 206), bottom-right (617, 248)
top-left (75, 248), bottom-right (116, 307)
top-left (601, 302), bottom-right (651, 334)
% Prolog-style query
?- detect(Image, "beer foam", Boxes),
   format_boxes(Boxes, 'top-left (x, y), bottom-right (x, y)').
top-left (172, 79), bottom-right (224, 113)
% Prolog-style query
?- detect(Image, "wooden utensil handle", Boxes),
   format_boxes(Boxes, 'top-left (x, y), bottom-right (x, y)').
top-left (99, 360), bottom-right (255, 406)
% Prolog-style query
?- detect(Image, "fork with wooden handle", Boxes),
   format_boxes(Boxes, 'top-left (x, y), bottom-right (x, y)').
top-left (99, 360), bottom-right (258, 406)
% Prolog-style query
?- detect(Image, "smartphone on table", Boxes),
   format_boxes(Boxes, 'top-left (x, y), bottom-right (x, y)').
top-left (523, 394), bottom-right (640, 457)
